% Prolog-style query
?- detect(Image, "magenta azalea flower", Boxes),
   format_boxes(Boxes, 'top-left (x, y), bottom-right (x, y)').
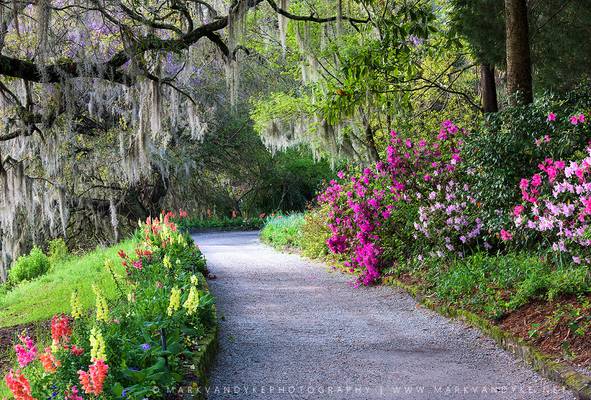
top-left (500, 229), bottom-right (513, 241)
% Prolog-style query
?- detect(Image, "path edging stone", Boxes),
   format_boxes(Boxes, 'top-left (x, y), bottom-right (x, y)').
top-left (383, 276), bottom-right (591, 400)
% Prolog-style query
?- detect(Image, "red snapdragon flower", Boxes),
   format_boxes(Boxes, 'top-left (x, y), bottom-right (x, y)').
top-left (51, 315), bottom-right (71, 346)
top-left (39, 347), bottom-right (60, 373)
top-left (5, 370), bottom-right (35, 400)
top-left (78, 359), bottom-right (109, 396)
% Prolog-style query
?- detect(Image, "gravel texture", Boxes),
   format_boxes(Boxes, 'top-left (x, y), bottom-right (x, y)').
top-left (193, 231), bottom-right (574, 400)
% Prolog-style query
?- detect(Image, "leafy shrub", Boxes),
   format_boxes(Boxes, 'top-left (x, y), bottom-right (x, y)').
top-left (176, 215), bottom-right (264, 231)
top-left (300, 207), bottom-right (332, 259)
top-left (463, 88), bottom-right (591, 239)
top-left (510, 147), bottom-right (591, 264)
top-left (318, 120), bottom-right (480, 285)
top-left (260, 214), bottom-right (305, 248)
top-left (8, 247), bottom-right (50, 285)
top-left (48, 238), bottom-right (69, 266)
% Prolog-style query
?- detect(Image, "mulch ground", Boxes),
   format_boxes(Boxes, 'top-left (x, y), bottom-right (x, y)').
top-left (0, 320), bottom-right (50, 373)
top-left (499, 295), bottom-right (591, 368)
top-left (390, 272), bottom-right (591, 370)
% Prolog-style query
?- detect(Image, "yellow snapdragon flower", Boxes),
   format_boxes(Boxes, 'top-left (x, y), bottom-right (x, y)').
top-left (70, 290), bottom-right (83, 319)
top-left (90, 326), bottom-right (107, 361)
top-left (92, 285), bottom-right (109, 323)
top-left (167, 287), bottom-right (181, 316)
top-left (104, 258), bottom-right (114, 272)
top-left (163, 255), bottom-right (172, 269)
top-left (183, 286), bottom-right (200, 315)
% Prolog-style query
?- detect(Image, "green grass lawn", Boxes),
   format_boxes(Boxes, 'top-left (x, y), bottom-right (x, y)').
top-left (0, 239), bottom-right (136, 328)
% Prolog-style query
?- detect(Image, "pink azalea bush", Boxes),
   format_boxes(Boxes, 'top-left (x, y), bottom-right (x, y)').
top-left (414, 179), bottom-right (485, 258)
top-left (318, 120), bottom-right (482, 285)
top-left (317, 108), bottom-right (591, 285)
top-left (513, 146), bottom-right (591, 264)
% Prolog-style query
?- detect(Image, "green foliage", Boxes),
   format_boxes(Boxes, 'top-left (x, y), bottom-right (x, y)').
top-left (260, 208), bottom-right (333, 259)
top-left (7, 247), bottom-right (50, 286)
top-left (250, 149), bottom-right (333, 212)
top-left (380, 202), bottom-right (420, 265)
top-left (450, 0), bottom-right (504, 66)
top-left (48, 238), bottom-right (69, 266)
top-left (174, 101), bottom-right (331, 217)
top-left (463, 87), bottom-right (591, 240)
top-left (299, 207), bottom-right (332, 259)
top-left (260, 214), bottom-right (305, 249)
top-left (250, 0), bottom-right (476, 163)
top-left (176, 216), bottom-right (264, 232)
top-left (251, 92), bottom-right (314, 138)
top-left (402, 252), bottom-right (591, 319)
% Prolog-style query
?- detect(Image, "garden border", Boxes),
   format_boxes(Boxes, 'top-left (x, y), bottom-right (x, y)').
top-left (382, 276), bottom-right (591, 400)
top-left (184, 323), bottom-right (218, 400)
top-left (180, 278), bottom-right (219, 400)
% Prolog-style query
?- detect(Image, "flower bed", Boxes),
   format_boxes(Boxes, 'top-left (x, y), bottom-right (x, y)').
top-left (318, 120), bottom-right (477, 285)
top-left (3, 212), bottom-right (216, 400)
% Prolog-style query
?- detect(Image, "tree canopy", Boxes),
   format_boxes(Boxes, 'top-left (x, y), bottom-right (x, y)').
top-left (1, 0), bottom-right (590, 278)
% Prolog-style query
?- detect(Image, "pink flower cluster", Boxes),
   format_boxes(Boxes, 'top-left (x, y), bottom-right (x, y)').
top-left (78, 359), bottom-right (109, 396)
top-left (318, 120), bottom-right (466, 285)
top-left (414, 180), bottom-right (484, 257)
top-left (14, 336), bottom-right (37, 368)
top-left (513, 146), bottom-right (591, 264)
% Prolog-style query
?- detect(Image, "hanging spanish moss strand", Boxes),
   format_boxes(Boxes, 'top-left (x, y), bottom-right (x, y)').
top-left (150, 80), bottom-right (162, 136)
top-left (109, 197), bottom-right (119, 243)
top-left (278, 0), bottom-right (289, 55)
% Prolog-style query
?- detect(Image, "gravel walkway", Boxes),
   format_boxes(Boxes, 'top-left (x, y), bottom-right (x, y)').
top-left (193, 231), bottom-right (574, 400)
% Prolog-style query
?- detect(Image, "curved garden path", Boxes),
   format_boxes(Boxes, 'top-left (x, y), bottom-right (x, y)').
top-left (193, 231), bottom-right (574, 400)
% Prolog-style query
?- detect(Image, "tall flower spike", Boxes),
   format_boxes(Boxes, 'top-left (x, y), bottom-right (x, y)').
top-left (14, 336), bottom-right (37, 368)
top-left (78, 359), bottom-right (109, 396)
top-left (39, 347), bottom-right (60, 373)
top-left (167, 287), bottom-right (181, 316)
top-left (70, 290), bottom-right (83, 319)
top-left (92, 285), bottom-right (109, 322)
top-left (163, 254), bottom-right (172, 269)
top-left (5, 370), bottom-right (35, 400)
top-left (89, 326), bottom-right (107, 361)
top-left (51, 315), bottom-right (72, 347)
top-left (183, 286), bottom-right (200, 315)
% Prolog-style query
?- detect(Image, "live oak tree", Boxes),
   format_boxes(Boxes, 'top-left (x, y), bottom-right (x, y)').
top-left (0, 0), bottom-right (363, 279)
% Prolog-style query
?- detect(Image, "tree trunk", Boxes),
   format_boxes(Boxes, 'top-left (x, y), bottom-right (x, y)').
top-left (505, 0), bottom-right (533, 104)
top-left (480, 64), bottom-right (498, 112)
top-left (365, 123), bottom-right (380, 162)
